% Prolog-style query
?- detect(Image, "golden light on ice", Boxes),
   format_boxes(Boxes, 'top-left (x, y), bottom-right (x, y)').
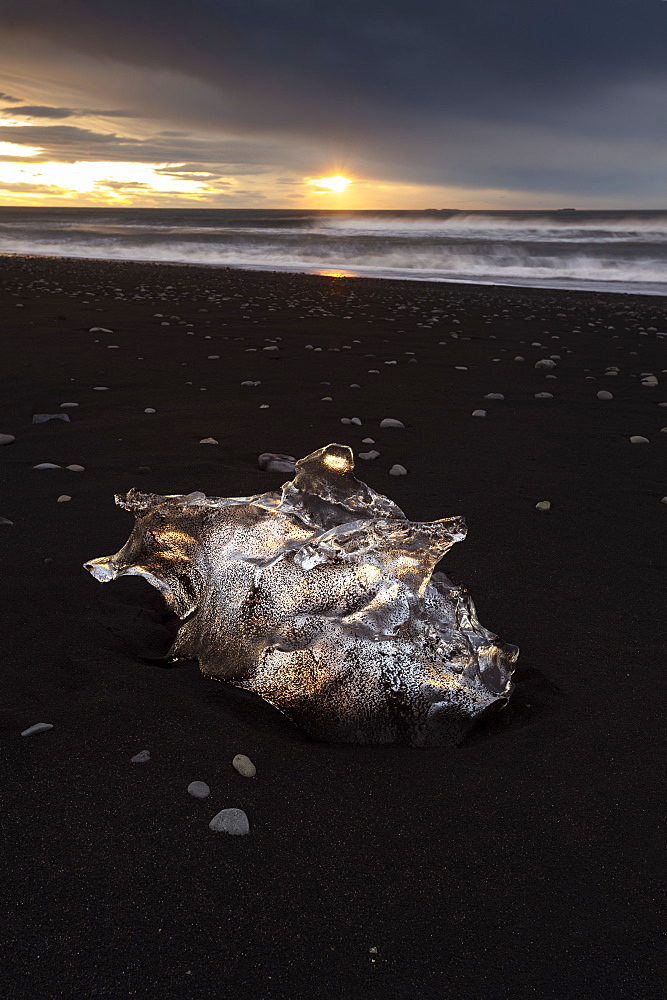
top-left (308, 175), bottom-right (351, 193)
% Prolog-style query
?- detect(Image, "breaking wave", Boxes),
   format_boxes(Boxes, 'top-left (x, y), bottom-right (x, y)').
top-left (1, 207), bottom-right (665, 295)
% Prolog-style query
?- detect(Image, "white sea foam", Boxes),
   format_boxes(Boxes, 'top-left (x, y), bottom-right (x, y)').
top-left (1, 208), bottom-right (665, 295)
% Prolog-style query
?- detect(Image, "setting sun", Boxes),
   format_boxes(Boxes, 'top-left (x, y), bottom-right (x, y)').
top-left (308, 175), bottom-right (351, 193)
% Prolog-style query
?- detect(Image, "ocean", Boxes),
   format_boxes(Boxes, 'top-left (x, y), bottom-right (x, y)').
top-left (0, 207), bottom-right (666, 295)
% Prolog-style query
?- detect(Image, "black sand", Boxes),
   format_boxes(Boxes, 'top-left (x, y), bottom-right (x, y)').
top-left (1, 256), bottom-right (665, 999)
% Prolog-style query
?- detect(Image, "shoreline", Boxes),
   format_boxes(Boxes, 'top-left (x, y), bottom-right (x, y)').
top-left (1, 250), bottom-right (666, 298)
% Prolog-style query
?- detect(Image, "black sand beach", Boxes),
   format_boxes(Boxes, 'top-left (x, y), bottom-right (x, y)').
top-left (1, 255), bottom-right (665, 999)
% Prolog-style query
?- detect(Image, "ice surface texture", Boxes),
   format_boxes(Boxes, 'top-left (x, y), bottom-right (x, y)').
top-left (84, 444), bottom-right (517, 747)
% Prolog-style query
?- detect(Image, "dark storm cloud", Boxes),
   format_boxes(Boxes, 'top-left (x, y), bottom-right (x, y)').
top-left (0, 92), bottom-right (21, 102)
top-left (1, 0), bottom-right (666, 197)
top-left (1, 105), bottom-right (138, 118)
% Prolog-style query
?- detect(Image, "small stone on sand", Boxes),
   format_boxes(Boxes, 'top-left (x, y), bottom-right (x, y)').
top-left (232, 754), bottom-right (256, 777)
top-left (209, 808), bottom-right (250, 835)
top-left (187, 781), bottom-right (210, 798)
top-left (534, 392), bottom-right (553, 399)
top-left (57, 495), bottom-right (72, 503)
top-left (359, 450), bottom-right (380, 460)
top-left (389, 464), bottom-right (407, 476)
top-left (629, 436), bottom-right (649, 444)
top-left (130, 750), bottom-right (150, 763)
top-left (535, 359), bottom-right (556, 370)
top-left (33, 463), bottom-right (61, 470)
top-left (59, 402), bottom-right (79, 408)
top-left (21, 723), bottom-right (53, 737)
top-left (0, 433), bottom-right (15, 446)
top-left (472, 409), bottom-right (486, 417)
top-left (535, 501), bottom-right (551, 511)
top-left (32, 413), bottom-right (70, 424)
top-left (144, 407), bottom-right (156, 413)
top-left (199, 437), bottom-right (218, 444)
top-left (380, 418), bottom-right (405, 429)
top-left (0, 517), bottom-right (13, 526)
top-left (484, 393), bottom-right (504, 400)
top-left (597, 391), bottom-right (613, 400)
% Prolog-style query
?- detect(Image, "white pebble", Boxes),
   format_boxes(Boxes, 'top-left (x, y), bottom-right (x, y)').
top-left (232, 754), bottom-right (256, 778)
top-left (359, 450), bottom-right (380, 460)
top-left (641, 376), bottom-right (658, 386)
top-left (629, 436), bottom-right (649, 444)
top-left (59, 402), bottom-right (79, 408)
top-left (535, 501), bottom-right (551, 511)
top-left (389, 464), bottom-right (407, 476)
top-left (0, 433), bottom-right (15, 445)
top-left (199, 437), bottom-right (218, 444)
top-left (21, 723), bottom-right (53, 737)
top-left (33, 463), bottom-right (61, 470)
top-left (534, 392), bottom-right (553, 399)
top-left (362, 437), bottom-right (375, 444)
top-left (484, 393), bottom-right (504, 400)
top-left (380, 418), bottom-right (405, 429)
top-left (57, 495), bottom-right (71, 503)
top-left (0, 517), bottom-right (13, 526)
top-left (209, 808), bottom-right (250, 835)
top-left (187, 781), bottom-right (210, 798)
top-left (514, 356), bottom-right (525, 362)
top-left (596, 391), bottom-right (613, 400)
top-left (535, 359), bottom-right (556, 370)
top-left (144, 407), bottom-right (156, 414)
top-left (207, 355), bottom-right (220, 360)
top-left (93, 386), bottom-right (109, 391)
top-left (130, 750), bottom-right (150, 763)
top-left (472, 409), bottom-right (486, 417)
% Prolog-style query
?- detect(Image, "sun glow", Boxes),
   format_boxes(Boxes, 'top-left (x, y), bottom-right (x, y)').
top-left (308, 175), bottom-right (351, 193)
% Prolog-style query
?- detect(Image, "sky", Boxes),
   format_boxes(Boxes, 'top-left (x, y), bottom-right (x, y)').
top-left (0, 0), bottom-right (665, 209)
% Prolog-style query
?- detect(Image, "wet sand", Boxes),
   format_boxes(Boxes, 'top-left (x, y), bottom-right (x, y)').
top-left (1, 255), bottom-right (665, 999)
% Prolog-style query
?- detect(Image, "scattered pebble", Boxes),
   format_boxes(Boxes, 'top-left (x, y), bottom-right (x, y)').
top-left (21, 723), bottom-right (53, 737)
top-left (534, 392), bottom-right (553, 399)
top-left (389, 464), bottom-right (407, 476)
top-left (514, 356), bottom-right (525, 362)
top-left (380, 418), bottom-right (405, 429)
top-left (641, 376), bottom-right (658, 386)
top-left (362, 437), bottom-right (375, 444)
top-left (0, 517), bottom-right (13, 526)
top-left (93, 386), bottom-right (109, 391)
top-left (232, 754), bottom-right (256, 778)
top-left (472, 409), bottom-right (487, 417)
top-left (59, 402), bottom-right (78, 408)
top-left (629, 436), bottom-right (649, 444)
top-left (359, 450), bottom-right (380, 460)
top-left (130, 750), bottom-right (150, 763)
top-left (535, 359), bottom-right (556, 370)
top-left (535, 501), bottom-right (551, 511)
top-left (32, 413), bottom-right (70, 424)
top-left (596, 391), bottom-right (613, 400)
top-left (199, 437), bottom-right (218, 444)
top-left (209, 808), bottom-right (250, 835)
top-left (144, 407), bottom-right (156, 414)
top-left (187, 781), bottom-right (210, 798)
top-left (484, 393), bottom-right (504, 400)
top-left (33, 463), bottom-right (61, 470)
top-left (241, 381), bottom-right (261, 387)
top-left (66, 464), bottom-right (84, 472)
top-left (258, 453), bottom-right (296, 474)
top-left (57, 495), bottom-right (72, 503)
top-left (0, 433), bottom-right (15, 446)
